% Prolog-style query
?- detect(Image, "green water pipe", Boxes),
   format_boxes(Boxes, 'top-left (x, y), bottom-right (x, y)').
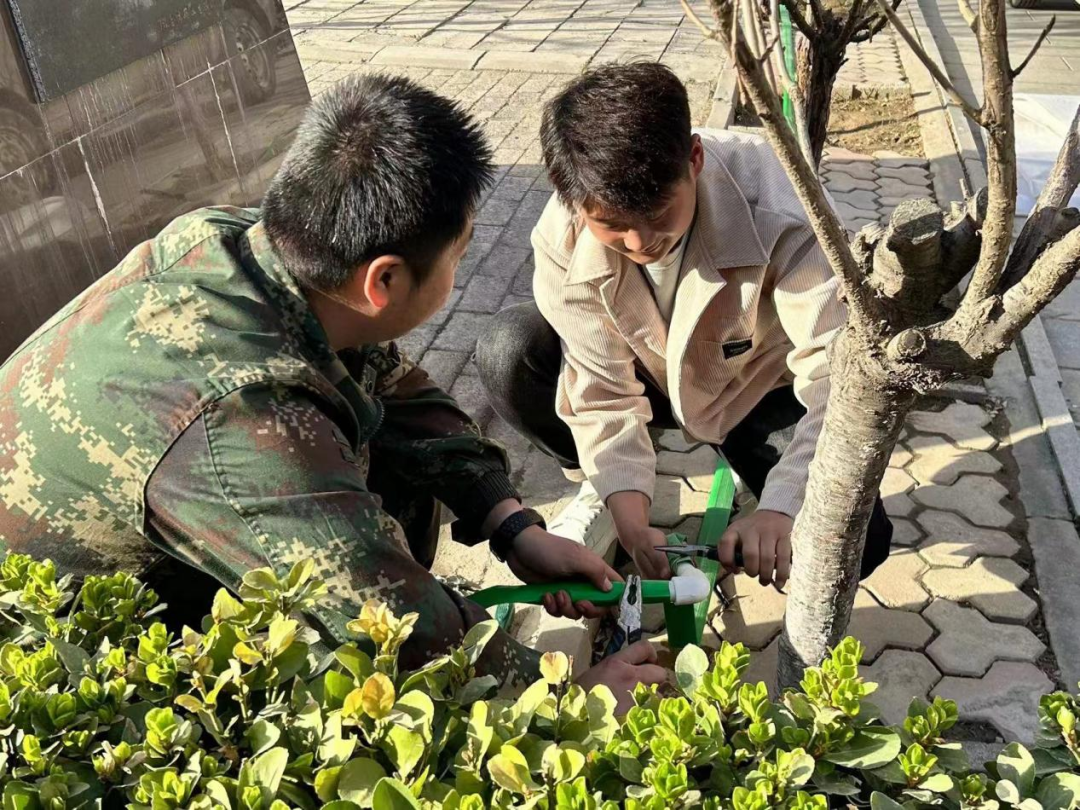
top-left (779, 4), bottom-right (797, 132)
top-left (470, 578), bottom-right (674, 609)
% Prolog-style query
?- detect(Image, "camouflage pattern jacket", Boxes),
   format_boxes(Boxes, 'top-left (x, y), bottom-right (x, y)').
top-left (0, 207), bottom-right (541, 684)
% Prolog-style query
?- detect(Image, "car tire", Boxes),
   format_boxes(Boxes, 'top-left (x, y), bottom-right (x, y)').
top-left (223, 5), bottom-right (278, 105)
top-left (0, 101), bottom-right (56, 212)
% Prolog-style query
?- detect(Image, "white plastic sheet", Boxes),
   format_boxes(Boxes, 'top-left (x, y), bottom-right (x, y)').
top-left (1014, 93), bottom-right (1080, 216)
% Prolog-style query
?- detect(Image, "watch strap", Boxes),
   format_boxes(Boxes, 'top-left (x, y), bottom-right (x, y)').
top-left (489, 507), bottom-right (547, 562)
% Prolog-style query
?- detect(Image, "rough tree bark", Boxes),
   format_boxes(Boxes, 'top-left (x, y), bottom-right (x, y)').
top-left (681, 0), bottom-right (1080, 688)
top-left (778, 0), bottom-right (902, 166)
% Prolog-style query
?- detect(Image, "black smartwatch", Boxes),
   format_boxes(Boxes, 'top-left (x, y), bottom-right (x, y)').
top-left (489, 507), bottom-right (547, 563)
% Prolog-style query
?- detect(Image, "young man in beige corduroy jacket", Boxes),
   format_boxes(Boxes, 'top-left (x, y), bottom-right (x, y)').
top-left (476, 64), bottom-right (893, 590)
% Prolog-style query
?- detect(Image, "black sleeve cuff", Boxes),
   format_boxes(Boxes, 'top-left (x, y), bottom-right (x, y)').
top-left (450, 470), bottom-right (521, 544)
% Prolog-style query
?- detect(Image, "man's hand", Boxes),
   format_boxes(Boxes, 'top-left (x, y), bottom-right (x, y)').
top-left (719, 509), bottom-right (794, 589)
top-left (607, 491), bottom-right (671, 580)
top-left (505, 525), bottom-right (622, 620)
top-left (621, 526), bottom-right (672, 580)
top-left (576, 640), bottom-right (669, 714)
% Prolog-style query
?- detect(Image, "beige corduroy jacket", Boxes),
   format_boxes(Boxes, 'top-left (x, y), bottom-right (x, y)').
top-left (532, 129), bottom-right (845, 518)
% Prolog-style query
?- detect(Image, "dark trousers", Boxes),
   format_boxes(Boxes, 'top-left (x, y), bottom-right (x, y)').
top-left (475, 302), bottom-right (892, 578)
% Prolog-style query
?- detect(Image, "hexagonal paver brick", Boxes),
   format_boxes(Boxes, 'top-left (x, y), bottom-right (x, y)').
top-left (873, 151), bottom-right (929, 169)
top-left (657, 430), bottom-right (701, 453)
top-left (912, 476), bottom-right (1014, 528)
top-left (836, 200), bottom-right (879, 222)
top-left (922, 557), bottom-right (1036, 622)
top-left (863, 549), bottom-right (930, 610)
top-left (890, 443), bottom-right (913, 468)
top-left (907, 434), bottom-right (1002, 485)
top-left (825, 172), bottom-right (878, 193)
top-left (881, 467), bottom-right (917, 517)
top-left (848, 588), bottom-right (934, 661)
top-left (916, 510), bottom-right (1019, 568)
top-left (711, 573), bottom-right (786, 650)
top-left (847, 217), bottom-right (880, 235)
top-left (837, 188), bottom-right (881, 211)
top-left (933, 662), bottom-right (1053, 744)
top-left (876, 166), bottom-right (932, 185)
top-left (891, 517), bottom-right (922, 547)
top-left (859, 650), bottom-right (942, 725)
top-left (656, 445), bottom-right (719, 492)
top-left (826, 160), bottom-right (878, 181)
top-left (907, 403), bottom-right (998, 451)
top-left (650, 475), bottom-right (711, 527)
top-left (876, 175), bottom-right (928, 195)
top-left (924, 599), bottom-right (1045, 677)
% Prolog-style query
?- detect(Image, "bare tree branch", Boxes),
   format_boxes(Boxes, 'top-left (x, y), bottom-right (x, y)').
top-left (779, 0), bottom-right (817, 41)
top-left (871, 0), bottom-right (983, 123)
top-left (992, 225), bottom-right (1080, 346)
top-left (957, 0), bottom-right (1018, 308)
top-left (957, 0), bottom-right (978, 33)
top-left (807, 0), bottom-right (825, 26)
top-left (768, 0), bottom-right (814, 162)
top-left (1000, 103), bottom-right (1080, 291)
top-left (693, 0), bottom-right (884, 334)
top-left (851, 0), bottom-right (900, 43)
top-left (841, 0), bottom-right (866, 43)
top-left (1011, 16), bottom-right (1055, 79)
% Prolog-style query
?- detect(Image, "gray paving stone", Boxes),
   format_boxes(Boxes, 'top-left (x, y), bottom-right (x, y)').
top-left (650, 475), bottom-right (710, 527)
top-left (881, 467), bottom-right (918, 517)
top-left (859, 650), bottom-right (942, 726)
top-left (923, 599), bottom-right (1045, 677)
top-left (457, 273), bottom-right (513, 313)
top-left (922, 557), bottom-right (1036, 623)
top-left (656, 445), bottom-right (718, 492)
top-left (890, 443), bottom-right (913, 468)
top-left (432, 311), bottom-right (490, 352)
top-left (823, 146), bottom-right (876, 165)
top-left (906, 434), bottom-right (1002, 485)
top-left (911, 476), bottom-right (1014, 528)
top-left (835, 200), bottom-right (880, 222)
top-left (824, 172), bottom-right (878, 193)
top-left (836, 188), bottom-right (881, 211)
top-left (916, 510), bottom-right (1019, 567)
top-left (476, 50), bottom-right (589, 74)
top-left (1043, 317), bottom-right (1080, 370)
top-left (872, 151), bottom-right (929, 169)
top-left (876, 165), bottom-right (932, 185)
top-left (847, 588), bottom-right (934, 661)
top-left (933, 662), bottom-right (1053, 744)
top-left (876, 178), bottom-right (933, 198)
top-left (863, 549), bottom-right (930, 610)
top-left (657, 430), bottom-right (702, 453)
top-left (479, 244), bottom-right (531, 278)
top-left (1060, 370), bottom-right (1080, 423)
top-left (371, 45), bottom-right (482, 70)
top-left (419, 349), bottom-right (470, 390)
top-left (847, 217), bottom-right (881, 234)
top-left (712, 573), bottom-right (785, 650)
top-left (891, 517), bottom-right (923, 547)
top-left (476, 195), bottom-right (521, 226)
top-left (1027, 519), bottom-right (1080, 692)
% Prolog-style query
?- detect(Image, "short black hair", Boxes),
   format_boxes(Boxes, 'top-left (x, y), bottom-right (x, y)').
top-left (541, 63), bottom-right (692, 216)
top-left (263, 74), bottom-right (494, 290)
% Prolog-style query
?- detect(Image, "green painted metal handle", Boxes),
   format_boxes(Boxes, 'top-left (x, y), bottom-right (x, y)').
top-left (470, 579), bottom-right (672, 608)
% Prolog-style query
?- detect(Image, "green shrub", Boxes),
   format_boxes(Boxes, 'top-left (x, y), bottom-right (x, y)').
top-left (0, 552), bottom-right (1076, 810)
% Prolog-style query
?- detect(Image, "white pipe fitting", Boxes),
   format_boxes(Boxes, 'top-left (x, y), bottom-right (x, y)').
top-left (667, 560), bottom-right (711, 605)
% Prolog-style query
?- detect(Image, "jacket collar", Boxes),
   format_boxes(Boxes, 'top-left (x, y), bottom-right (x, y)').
top-left (566, 146), bottom-right (770, 285)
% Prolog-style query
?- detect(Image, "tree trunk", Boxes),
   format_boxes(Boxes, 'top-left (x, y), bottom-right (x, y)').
top-left (777, 332), bottom-right (916, 689)
top-left (797, 32), bottom-right (845, 166)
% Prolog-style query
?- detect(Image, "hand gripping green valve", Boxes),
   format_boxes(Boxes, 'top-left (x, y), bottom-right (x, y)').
top-left (469, 454), bottom-right (736, 648)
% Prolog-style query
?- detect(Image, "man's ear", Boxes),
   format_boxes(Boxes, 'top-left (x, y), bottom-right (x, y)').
top-left (361, 254), bottom-right (408, 310)
top-left (690, 134), bottom-right (705, 178)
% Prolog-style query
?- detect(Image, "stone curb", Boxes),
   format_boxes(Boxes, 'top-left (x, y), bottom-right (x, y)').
top-left (707, 61), bottom-right (738, 130)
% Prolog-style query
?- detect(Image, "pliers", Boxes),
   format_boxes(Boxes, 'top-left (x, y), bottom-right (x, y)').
top-left (654, 544), bottom-right (745, 568)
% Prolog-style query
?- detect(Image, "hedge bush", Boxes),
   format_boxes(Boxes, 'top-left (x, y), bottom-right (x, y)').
top-left (0, 551), bottom-right (1076, 810)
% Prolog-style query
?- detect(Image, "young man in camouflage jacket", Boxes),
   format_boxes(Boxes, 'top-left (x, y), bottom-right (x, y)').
top-left (0, 75), bottom-right (666, 707)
